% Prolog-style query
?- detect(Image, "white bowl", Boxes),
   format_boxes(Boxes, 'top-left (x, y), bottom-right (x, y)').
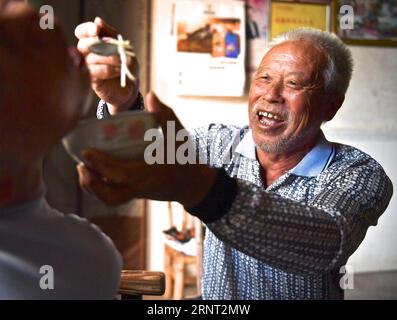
top-left (62, 111), bottom-right (158, 163)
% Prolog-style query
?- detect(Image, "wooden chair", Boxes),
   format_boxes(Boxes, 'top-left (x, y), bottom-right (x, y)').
top-left (88, 208), bottom-right (166, 300)
top-left (117, 270), bottom-right (166, 299)
top-left (163, 202), bottom-right (203, 300)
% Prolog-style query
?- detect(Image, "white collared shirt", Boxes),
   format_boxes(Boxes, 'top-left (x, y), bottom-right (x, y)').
top-left (0, 197), bottom-right (122, 299)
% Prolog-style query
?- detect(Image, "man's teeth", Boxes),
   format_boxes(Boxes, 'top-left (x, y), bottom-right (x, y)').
top-left (258, 111), bottom-right (281, 120)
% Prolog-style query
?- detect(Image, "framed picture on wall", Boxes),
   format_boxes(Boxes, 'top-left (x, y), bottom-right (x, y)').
top-left (174, 0), bottom-right (246, 96)
top-left (269, 0), bottom-right (333, 40)
top-left (335, 0), bottom-right (397, 47)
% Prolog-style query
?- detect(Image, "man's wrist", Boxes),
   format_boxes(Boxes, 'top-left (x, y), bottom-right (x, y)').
top-left (108, 91), bottom-right (144, 114)
top-left (107, 90), bottom-right (139, 114)
top-left (178, 165), bottom-right (217, 209)
top-left (98, 92), bottom-right (145, 119)
top-left (184, 168), bottom-right (238, 224)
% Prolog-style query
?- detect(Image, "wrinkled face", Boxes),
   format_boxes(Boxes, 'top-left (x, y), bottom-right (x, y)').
top-left (248, 41), bottom-right (329, 154)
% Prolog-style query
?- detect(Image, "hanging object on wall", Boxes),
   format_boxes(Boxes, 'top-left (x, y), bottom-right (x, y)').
top-left (174, 0), bottom-right (246, 97)
top-left (245, 0), bottom-right (270, 72)
top-left (270, 0), bottom-right (331, 40)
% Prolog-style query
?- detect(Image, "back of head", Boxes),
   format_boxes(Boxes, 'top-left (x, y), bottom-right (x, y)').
top-left (0, 2), bottom-right (90, 166)
top-left (269, 28), bottom-right (353, 95)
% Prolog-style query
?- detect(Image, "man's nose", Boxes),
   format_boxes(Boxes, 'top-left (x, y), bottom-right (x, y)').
top-left (264, 81), bottom-right (284, 104)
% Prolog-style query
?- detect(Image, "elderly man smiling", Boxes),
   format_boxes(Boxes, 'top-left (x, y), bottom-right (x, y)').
top-left (76, 23), bottom-right (393, 299)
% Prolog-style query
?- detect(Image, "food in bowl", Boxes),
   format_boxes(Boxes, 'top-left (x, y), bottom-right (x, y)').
top-left (62, 111), bottom-right (159, 163)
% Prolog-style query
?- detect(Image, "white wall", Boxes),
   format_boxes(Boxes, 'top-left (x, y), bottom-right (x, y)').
top-left (322, 46), bottom-right (397, 272)
top-left (148, 0), bottom-right (397, 273)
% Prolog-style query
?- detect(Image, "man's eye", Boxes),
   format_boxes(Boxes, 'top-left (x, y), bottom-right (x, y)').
top-left (287, 80), bottom-right (301, 88)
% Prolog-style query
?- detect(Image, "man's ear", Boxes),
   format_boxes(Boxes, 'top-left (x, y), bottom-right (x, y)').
top-left (323, 93), bottom-right (345, 121)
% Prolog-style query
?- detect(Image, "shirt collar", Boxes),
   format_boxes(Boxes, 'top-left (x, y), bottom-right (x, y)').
top-left (235, 129), bottom-right (257, 160)
top-left (235, 129), bottom-right (335, 177)
top-left (0, 195), bottom-right (46, 217)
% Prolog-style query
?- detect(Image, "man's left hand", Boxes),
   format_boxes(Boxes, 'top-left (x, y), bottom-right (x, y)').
top-left (77, 93), bottom-right (216, 208)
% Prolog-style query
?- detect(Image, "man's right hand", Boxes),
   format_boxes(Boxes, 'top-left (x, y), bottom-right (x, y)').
top-left (75, 17), bottom-right (140, 115)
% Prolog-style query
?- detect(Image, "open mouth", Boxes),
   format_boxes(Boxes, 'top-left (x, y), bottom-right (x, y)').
top-left (256, 110), bottom-right (286, 129)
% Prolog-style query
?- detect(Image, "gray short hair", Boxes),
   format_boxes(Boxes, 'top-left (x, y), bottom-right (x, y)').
top-left (270, 28), bottom-right (353, 95)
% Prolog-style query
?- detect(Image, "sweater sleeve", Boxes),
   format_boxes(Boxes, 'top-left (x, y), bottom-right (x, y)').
top-left (188, 164), bottom-right (392, 275)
